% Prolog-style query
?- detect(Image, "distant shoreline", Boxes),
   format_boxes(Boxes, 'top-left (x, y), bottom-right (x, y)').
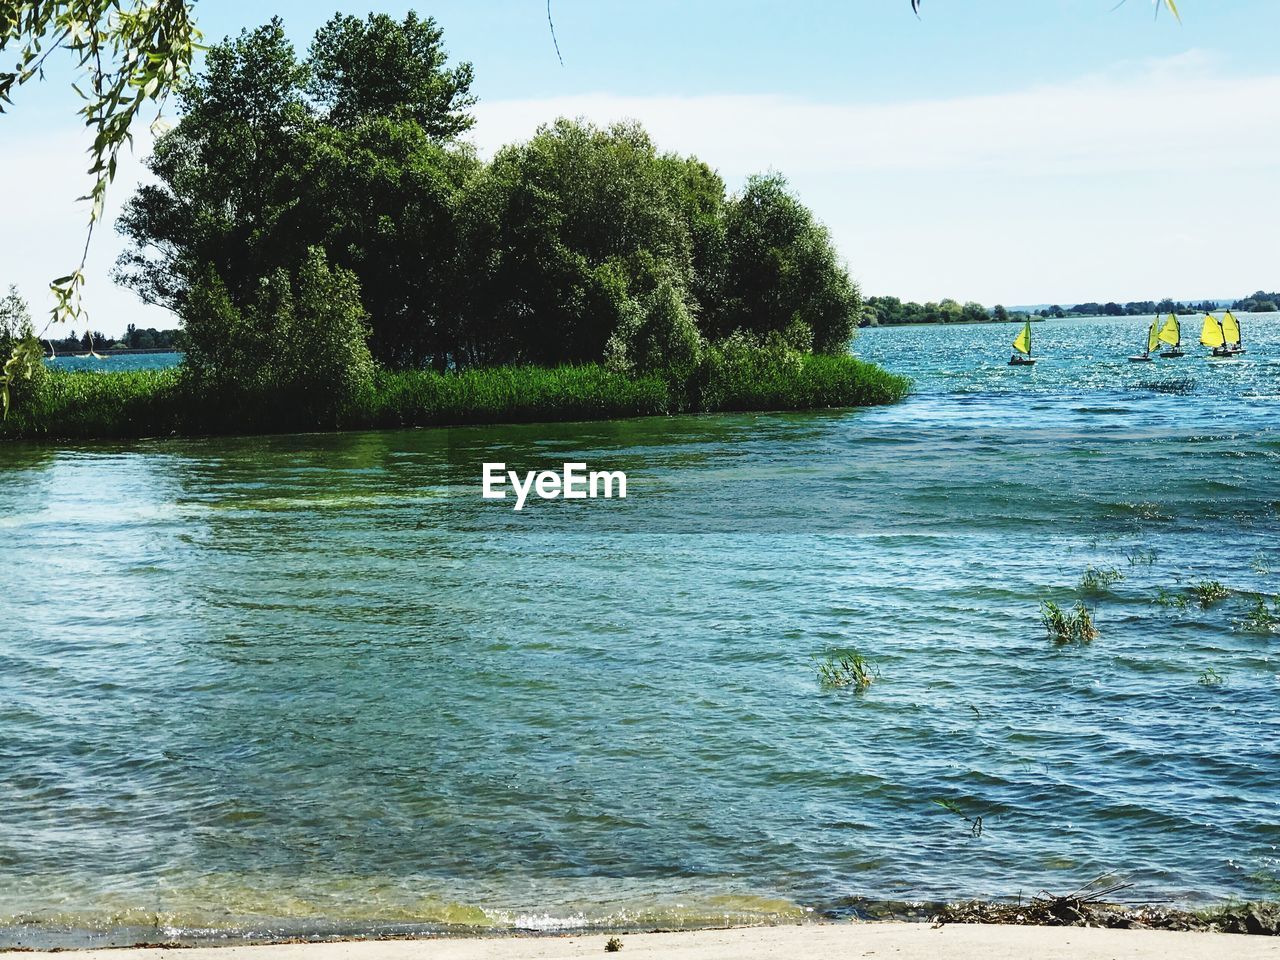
top-left (46, 348), bottom-right (184, 357)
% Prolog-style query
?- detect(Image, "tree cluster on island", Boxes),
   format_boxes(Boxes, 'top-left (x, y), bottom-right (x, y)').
top-left (3, 11), bottom-right (913, 435)
top-left (105, 12), bottom-right (864, 418)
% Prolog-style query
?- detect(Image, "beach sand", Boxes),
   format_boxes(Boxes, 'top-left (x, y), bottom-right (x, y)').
top-left (15, 924), bottom-right (1280, 960)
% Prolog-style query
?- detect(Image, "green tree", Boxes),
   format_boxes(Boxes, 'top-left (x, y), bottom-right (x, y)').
top-left (117, 16), bottom-right (478, 369)
top-left (182, 247), bottom-right (374, 425)
top-left (454, 119), bottom-right (701, 366)
top-left (992, 304), bottom-right (1010, 323)
top-left (0, 285), bottom-right (45, 414)
top-left (115, 19), bottom-right (312, 313)
top-left (604, 279), bottom-right (703, 376)
top-left (713, 174), bottom-right (860, 354)
top-left (307, 11), bottom-right (475, 137)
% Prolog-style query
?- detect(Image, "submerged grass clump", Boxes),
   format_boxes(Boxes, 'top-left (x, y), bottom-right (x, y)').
top-left (1239, 593), bottom-right (1280, 634)
top-left (1079, 565), bottom-right (1124, 593)
top-left (1153, 587), bottom-right (1190, 610)
top-left (1198, 667), bottom-right (1226, 687)
top-left (1125, 548), bottom-right (1158, 568)
top-left (1040, 600), bottom-right (1099, 644)
top-left (815, 650), bottom-right (878, 691)
top-left (1192, 579), bottom-right (1230, 608)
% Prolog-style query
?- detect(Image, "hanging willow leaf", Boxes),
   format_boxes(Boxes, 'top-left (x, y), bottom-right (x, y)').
top-left (0, 2), bottom-right (202, 341)
top-left (0, 335), bottom-right (44, 421)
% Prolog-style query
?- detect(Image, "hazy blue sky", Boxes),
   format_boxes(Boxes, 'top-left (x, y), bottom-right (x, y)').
top-left (3, 1), bottom-right (1279, 334)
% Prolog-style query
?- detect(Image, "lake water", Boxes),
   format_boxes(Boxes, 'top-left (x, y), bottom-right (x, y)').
top-left (48, 352), bottom-right (183, 373)
top-left (2, 316), bottom-right (1278, 946)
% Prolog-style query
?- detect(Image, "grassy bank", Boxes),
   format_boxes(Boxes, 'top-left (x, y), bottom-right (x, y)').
top-left (1, 356), bottom-right (910, 441)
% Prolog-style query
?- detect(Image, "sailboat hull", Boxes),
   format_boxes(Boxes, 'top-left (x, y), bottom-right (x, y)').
top-left (1128, 355), bottom-right (1153, 363)
top-left (1009, 356), bottom-right (1036, 366)
top-left (1159, 349), bottom-right (1185, 358)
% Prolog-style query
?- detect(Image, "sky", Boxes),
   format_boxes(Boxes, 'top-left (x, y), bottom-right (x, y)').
top-left (2, 0), bottom-right (1280, 336)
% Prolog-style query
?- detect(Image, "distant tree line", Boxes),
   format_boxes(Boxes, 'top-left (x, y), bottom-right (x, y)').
top-left (863, 297), bottom-right (1028, 326)
top-left (865, 289), bottom-right (1279, 327)
top-left (1036, 299), bottom-right (1218, 318)
top-left (1231, 291), bottom-right (1280, 313)
top-left (44, 324), bottom-right (186, 354)
top-left (112, 13), bottom-right (862, 415)
top-left (1037, 295), bottom-right (1276, 317)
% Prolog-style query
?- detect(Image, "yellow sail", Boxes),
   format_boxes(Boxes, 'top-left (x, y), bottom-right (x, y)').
top-left (1199, 315), bottom-right (1225, 348)
top-left (1157, 314), bottom-right (1180, 347)
top-left (1146, 321), bottom-right (1160, 353)
top-left (1012, 321), bottom-right (1032, 355)
top-left (1222, 310), bottom-right (1241, 345)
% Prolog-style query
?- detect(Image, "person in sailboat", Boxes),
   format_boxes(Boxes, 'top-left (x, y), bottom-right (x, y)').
top-left (1157, 314), bottom-right (1184, 358)
top-left (1221, 310), bottom-right (1245, 355)
top-left (1009, 320), bottom-right (1036, 365)
top-left (1200, 314), bottom-right (1235, 358)
top-left (1129, 319), bottom-right (1158, 362)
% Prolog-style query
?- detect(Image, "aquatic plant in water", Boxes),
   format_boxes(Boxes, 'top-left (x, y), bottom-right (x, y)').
top-left (816, 651), bottom-right (878, 690)
top-left (1126, 548), bottom-right (1158, 567)
top-left (1239, 594), bottom-right (1280, 634)
top-left (1040, 600), bottom-right (1099, 644)
top-left (1079, 565), bottom-right (1124, 593)
top-left (1153, 588), bottom-right (1190, 610)
top-left (932, 798), bottom-right (984, 838)
top-left (1192, 580), bottom-right (1230, 608)
top-left (1198, 667), bottom-right (1225, 687)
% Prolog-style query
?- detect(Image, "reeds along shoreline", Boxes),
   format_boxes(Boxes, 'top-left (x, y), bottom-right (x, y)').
top-left (0, 357), bottom-right (910, 442)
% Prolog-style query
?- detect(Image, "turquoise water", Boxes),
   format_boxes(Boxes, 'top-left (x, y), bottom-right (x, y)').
top-left (48, 352), bottom-right (182, 373)
top-left (2, 315), bottom-right (1278, 946)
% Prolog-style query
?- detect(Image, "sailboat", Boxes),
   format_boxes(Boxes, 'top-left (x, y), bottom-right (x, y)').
top-left (1128, 319), bottom-right (1159, 362)
top-left (1221, 310), bottom-right (1246, 355)
top-left (1199, 314), bottom-right (1236, 358)
top-left (1156, 314), bottom-right (1185, 358)
top-left (1009, 320), bottom-right (1036, 366)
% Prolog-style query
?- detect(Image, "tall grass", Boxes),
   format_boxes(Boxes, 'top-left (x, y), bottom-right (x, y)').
top-left (1079, 565), bottom-right (1124, 593)
top-left (815, 650), bottom-right (878, 690)
top-left (367, 365), bottom-right (671, 428)
top-left (0, 368), bottom-right (186, 439)
top-left (1, 355), bottom-right (911, 441)
top-left (1040, 600), bottom-right (1099, 644)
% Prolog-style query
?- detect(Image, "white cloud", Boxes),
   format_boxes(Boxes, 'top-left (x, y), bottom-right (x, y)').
top-left (469, 52), bottom-right (1280, 181)
top-left (469, 52), bottom-right (1280, 304)
top-left (3, 51), bottom-right (1278, 333)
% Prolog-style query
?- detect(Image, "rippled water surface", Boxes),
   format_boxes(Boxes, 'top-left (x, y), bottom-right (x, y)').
top-left (48, 352), bottom-right (182, 373)
top-left (2, 315), bottom-right (1278, 946)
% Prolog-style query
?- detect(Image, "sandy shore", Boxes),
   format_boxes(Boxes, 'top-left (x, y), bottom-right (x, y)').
top-left (14, 924), bottom-right (1280, 960)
